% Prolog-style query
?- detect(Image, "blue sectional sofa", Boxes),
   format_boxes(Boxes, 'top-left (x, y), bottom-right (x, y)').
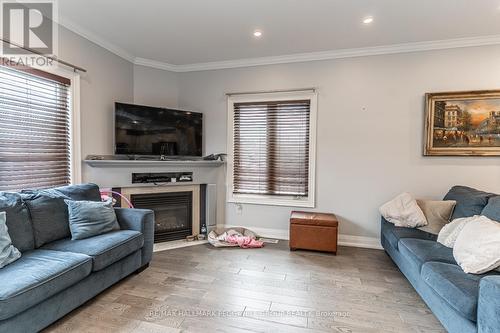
top-left (0, 183), bottom-right (154, 332)
top-left (381, 186), bottom-right (500, 333)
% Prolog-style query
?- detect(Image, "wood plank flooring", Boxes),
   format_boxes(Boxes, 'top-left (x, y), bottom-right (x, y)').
top-left (44, 242), bottom-right (445, 333)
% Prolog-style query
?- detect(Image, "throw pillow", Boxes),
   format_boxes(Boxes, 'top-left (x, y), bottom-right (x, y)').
top-left (417, 200), bottom-right (456, 235)
top-left (65, 199), bottom-right (120, 240)
top-left (443, 185), bottom-right (495, 220)
top-left (437, 216), bottom-right (477, 248)
top-left (22, 192), bottom-right (71, 248)
top-left (481, 196), bottom-right (500, 222)
top-left (0, 192), bottom-right (35, 252)
top-left (379, 192), bottom-right (427, 228)
top-left (0, 212), bottom-right (21, 268)
top-left (54, 183), bottom-right (102, 201)
top-left (453, 215), bottom-right (500, 274)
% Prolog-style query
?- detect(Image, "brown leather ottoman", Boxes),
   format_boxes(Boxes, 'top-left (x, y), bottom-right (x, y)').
top-left (289, 211), bottom-right (338, 254)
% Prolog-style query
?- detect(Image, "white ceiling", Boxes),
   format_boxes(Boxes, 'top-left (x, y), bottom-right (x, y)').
top-left (59, 0), bottom-right (500, 70)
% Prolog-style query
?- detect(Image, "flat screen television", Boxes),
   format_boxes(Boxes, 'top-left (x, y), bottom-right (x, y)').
top-left (114, 102), bottom-right (203, 156)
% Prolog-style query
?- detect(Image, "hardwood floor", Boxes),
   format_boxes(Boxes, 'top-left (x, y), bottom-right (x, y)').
top-left (44, 242), bottom-right (445, 333)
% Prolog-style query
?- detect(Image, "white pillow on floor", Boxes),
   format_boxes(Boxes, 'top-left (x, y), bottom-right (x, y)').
top-left (453, 215), bottom-right (500, 274)
top-left (437, 216), bottom-right (478, 248)
top-left (379, 192), bottom-right (427, 228)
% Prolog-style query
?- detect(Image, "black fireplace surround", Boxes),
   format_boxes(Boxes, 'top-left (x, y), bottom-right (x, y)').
top-left (131, 191), bottom-right (192, 242)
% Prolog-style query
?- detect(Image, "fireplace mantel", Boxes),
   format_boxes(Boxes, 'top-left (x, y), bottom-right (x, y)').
top-left (84, 159), bottom-right (224, 168)
top-left (83, 156), bottom-right (224, 228)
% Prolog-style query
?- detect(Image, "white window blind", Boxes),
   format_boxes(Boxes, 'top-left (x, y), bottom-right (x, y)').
top-left (233, 99), bottom-right (310, 197)
top-left (0, 64), bottom-right (71, 191)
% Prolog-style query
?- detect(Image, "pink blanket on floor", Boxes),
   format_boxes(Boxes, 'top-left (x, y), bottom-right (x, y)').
top-left (225, 235), bottom-right (264, 248)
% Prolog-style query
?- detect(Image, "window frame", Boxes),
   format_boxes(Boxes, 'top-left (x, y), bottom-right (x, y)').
top-left (6, 63), bottom-right (82, 185)
top-left (226, 90), bottom-right (317, 208)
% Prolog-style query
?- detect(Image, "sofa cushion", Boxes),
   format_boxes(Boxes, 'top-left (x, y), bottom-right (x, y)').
top-left (0, 249), bottom-right (92, 321)
top-left (42, 230), bottom-right (144, 271)
top-left (381, 218), bottom-right (436, 250)
top-left (66, 199), bottom-right (120, 240)
top-left (0, 192), bottom-right (34, 252)
top-left (398, 238), bottom-right (455, 271)
top-left (481, 196), bottom-right (500, 222)
top-left (54, 183), bottom-right (101, 201)
top-left (421, 262), bottom-right (499, 322)
top-left (22, 193), bottom-right (71, 248)
top-left (443, 186), bottom-right (495, 220)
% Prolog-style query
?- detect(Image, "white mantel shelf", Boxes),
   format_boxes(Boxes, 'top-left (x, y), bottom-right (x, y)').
top-left (84, 159), bottom-right (225, 168)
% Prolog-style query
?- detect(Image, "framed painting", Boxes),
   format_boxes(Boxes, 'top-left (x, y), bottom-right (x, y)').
top-left (424, 90), bottom-right (500, 156)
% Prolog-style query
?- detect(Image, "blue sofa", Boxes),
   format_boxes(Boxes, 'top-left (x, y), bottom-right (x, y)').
top-left (0, 183), bottom-right (154, 332)
top-left (381, 186), bottom-right (500, 333)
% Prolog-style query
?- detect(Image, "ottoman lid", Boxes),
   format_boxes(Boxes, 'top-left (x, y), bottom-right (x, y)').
top-left (290, 211), bottom-right (338, 227)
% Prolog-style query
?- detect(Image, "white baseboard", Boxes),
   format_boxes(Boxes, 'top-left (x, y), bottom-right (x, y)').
top-left (153, 239), bottom-right (208, 252)
top-left (219, 224), bottom-right (382, 250)
top-left (220, 224), bottom-right (289, 240)
top-left (337, 234), bottom-right (383, 250)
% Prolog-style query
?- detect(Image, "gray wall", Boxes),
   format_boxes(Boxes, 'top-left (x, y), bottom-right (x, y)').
top-left (71, 32), bottom-right (500, 243)
top-left (58, 26), bottom-right (134, 181)
top-left (133, 65), bottom-right (178, 108)
top-left (173, 45), bottom-right (500, 242)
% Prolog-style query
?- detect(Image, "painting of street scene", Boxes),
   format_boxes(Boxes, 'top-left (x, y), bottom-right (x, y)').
top-left (425, 90), bottom-right (500, 156)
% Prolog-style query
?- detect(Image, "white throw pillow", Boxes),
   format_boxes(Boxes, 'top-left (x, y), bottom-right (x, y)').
top-left (379, 192), bottom-right (427, 228)
top-left (453, 215), bottom-right (500, 274)
top-left (0, 212), bottom-right (21, 269)
top-left (437, 216), bottom-right (478, 248)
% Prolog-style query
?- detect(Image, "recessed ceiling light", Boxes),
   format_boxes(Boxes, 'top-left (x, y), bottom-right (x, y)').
top-left (363, 16), bottom-right (374, 24)
top-left (253, 30), bottom-right (262, 37)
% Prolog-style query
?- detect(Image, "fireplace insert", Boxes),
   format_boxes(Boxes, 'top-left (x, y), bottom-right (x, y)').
top-left (130, 191), bottom-right (192, 242)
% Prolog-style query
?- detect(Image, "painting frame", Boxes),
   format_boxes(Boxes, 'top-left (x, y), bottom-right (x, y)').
top-left (424, 89), bottom-right (500, 156)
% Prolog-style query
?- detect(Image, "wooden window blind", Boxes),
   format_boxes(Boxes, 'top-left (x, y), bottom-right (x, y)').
top-left (233, 99), bottom-right (310, 197)
top-left (0, 64), bottom-right (71, 191)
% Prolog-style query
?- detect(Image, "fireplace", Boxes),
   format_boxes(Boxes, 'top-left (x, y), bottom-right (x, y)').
top-left (131, 192), bottom-right (192, 242)
top-left (119, 185), bottom-right (201, 243)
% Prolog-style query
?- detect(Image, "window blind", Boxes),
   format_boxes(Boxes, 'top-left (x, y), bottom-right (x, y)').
top-left (0, 64), bottom-right (71, 191)
top-left (233, 99), bottom-right (310, 197)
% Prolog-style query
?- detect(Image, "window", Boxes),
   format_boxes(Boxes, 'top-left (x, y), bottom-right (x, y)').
top-left (0, 63), bottom-right (76, 191)
top-left (227, 91), bottom-right (317, 207)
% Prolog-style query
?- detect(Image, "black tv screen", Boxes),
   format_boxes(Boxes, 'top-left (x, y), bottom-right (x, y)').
top-left (114, 102), bottom-right (202, 156)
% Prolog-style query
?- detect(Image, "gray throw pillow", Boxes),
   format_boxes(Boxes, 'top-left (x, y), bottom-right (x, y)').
top-left (0, 192), bottom-right (35, 252)
top-left (55, 183), bottom-right (102, 201)
top-left (0, 212), bottom-right (21, 268)
top-left (481, 196), bottom-right (500, 222)
top-left (22, 192), bottom-right (71, 247)
top-left (65, 200), bottom-right (120, 240)
top-left (443, 186), bottom-right (496, 220)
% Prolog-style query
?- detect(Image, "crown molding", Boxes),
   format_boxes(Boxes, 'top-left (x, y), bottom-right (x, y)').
top-left (133, 34), bottom-right (500, 73)
top-left (56, 18), bottom-right (500, 73)
top-left (133, 57), bottom-right (178, 72)
top-left (58, 17), bottom-right (135, 63)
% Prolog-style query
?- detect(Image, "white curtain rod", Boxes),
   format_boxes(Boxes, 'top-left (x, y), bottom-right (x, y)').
top-left (225, 87), bottom-right (316, 96)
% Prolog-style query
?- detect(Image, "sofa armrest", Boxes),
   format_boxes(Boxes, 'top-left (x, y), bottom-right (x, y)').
top-left (478, 275), bottom-right (500, 333)
top-left (115, 208), bottom-right (154, 266)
